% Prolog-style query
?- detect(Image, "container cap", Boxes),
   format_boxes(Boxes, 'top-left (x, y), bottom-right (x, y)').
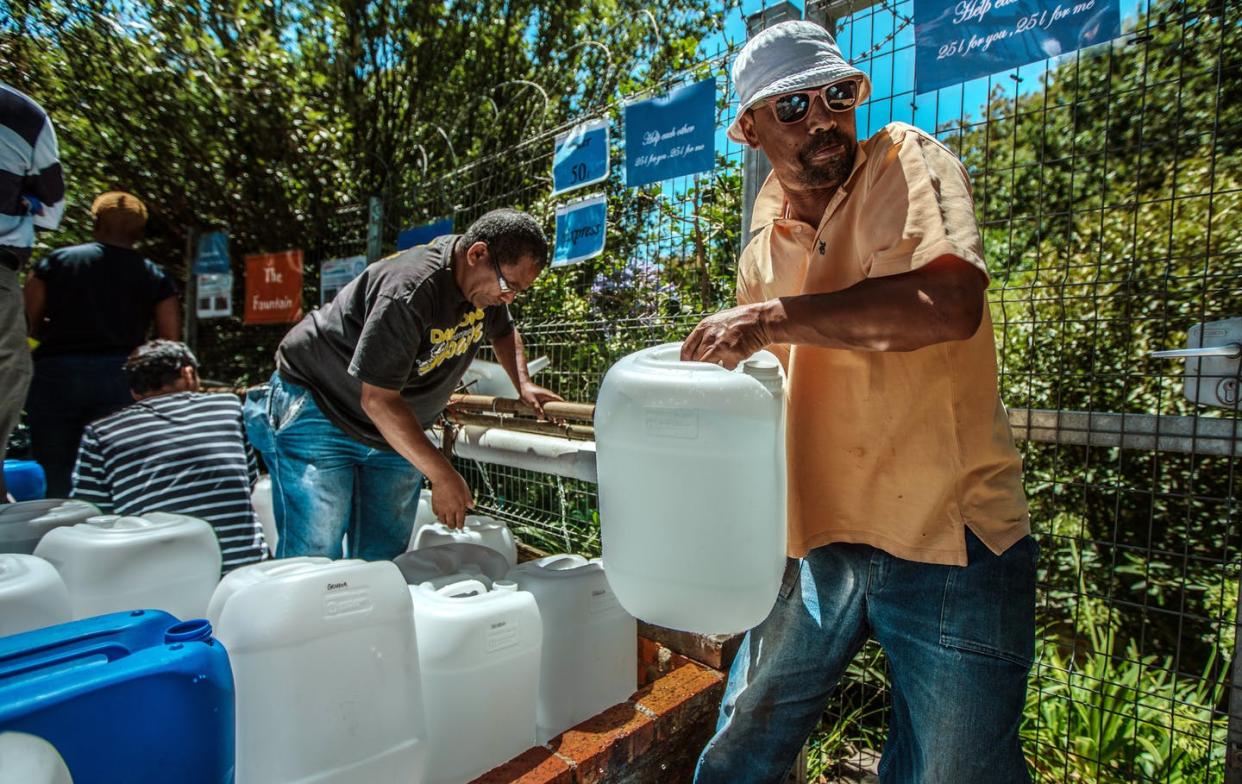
top-left (741, 357), bottom-right (781, 380)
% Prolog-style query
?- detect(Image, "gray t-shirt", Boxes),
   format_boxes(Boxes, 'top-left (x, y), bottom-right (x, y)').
top-left (276, 235), bottom-right (513, 449)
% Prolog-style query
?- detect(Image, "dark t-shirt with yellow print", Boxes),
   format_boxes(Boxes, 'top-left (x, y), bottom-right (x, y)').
top-left (276, 234), bottom-right (513, 450)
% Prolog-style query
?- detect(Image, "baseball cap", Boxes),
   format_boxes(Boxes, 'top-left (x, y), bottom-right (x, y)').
top-left (91, 191), bottom-right (148, 235)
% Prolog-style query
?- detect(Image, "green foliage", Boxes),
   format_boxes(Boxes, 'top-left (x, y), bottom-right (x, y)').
top-left (1023, 546), bottom-right (1227, 782)
top-left (0, 0), bottom-right (729, 381)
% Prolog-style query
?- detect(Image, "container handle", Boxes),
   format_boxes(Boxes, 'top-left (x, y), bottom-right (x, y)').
top-left (539, 554), bottom-right (588, 570)
top-left (435, 579), bottom-right (488, 597)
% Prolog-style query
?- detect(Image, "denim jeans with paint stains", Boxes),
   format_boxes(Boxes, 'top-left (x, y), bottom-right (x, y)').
top-left (243, 371), bottom-right (423, 561)
top-left (694, 529), bottom-right (1037, 784)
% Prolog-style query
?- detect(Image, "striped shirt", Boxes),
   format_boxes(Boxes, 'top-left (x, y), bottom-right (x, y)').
top-left (71, 392), bottom-right (268, 572)
top-left (0, 83), bottom-right (64, 266)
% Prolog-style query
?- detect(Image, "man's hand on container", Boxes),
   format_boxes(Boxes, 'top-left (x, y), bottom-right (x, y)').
top-left (430, 468), bottom-right (474, 530)
top-left (681, 301), bottom-right (779, 370)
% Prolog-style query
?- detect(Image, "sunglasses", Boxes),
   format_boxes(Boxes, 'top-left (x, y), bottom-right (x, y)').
top-left (763, 79), bottom-right (861, 124)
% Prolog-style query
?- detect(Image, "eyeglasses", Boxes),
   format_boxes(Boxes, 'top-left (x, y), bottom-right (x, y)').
top-left (764, 79), bottom-right (861, 125)
top-left (487, 247), bottom-right (523, 297)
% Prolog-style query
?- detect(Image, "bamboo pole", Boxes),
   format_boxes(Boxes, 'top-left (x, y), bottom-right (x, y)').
top-left (447, 393), bottom-right (596, 422)
top-left (444, 411), bottom-right (596, 442)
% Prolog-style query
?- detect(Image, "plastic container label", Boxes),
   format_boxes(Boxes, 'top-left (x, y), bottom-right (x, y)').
top-left (644, 408), bottom-right (699, 439)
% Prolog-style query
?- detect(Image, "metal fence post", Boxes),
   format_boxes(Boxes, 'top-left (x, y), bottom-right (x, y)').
top-left (740, 2), bottom-right (800, 251)
top-left (366, 196), bottom-right (383, 263)
top-left (1228, 589), bottom-right (1242, 782)
top-left (182, 227), bottom-right (197, 353)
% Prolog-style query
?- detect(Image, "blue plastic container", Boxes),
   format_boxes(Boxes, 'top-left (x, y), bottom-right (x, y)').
top-left (3, 460), bottom-right (46, 502)
top-left (0, 610), bottom-right (235, 783)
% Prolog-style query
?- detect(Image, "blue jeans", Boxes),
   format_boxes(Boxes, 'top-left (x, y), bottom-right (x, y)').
top-left (26, 353), bottom-right (133, 497)
top-left (243, 372), bottom-right (423, 561)
top-left (695, 530), bottom-right (1037, 784)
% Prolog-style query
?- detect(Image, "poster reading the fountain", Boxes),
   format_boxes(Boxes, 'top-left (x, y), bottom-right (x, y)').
top-left (914, 0), bottom-right (1119, 93)
top-left (552, 194), bottom-right (607, 268)
top-left (624, 78), bottom-right (716, 188)
top-left (244, 250), bottom-right (303, 325)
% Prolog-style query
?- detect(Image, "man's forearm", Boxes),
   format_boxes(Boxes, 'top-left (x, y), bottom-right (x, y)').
top-left (765, 256), bottom-right (985, 353)
top-left (361, 389), bottom-right (455, 481)
top-left (491, 329), bottom-right (530, 392)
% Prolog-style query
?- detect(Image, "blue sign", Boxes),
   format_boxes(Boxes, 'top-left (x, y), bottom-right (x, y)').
top-left (193, 231), bottom-right (230, 274)
top-left (553, 119), bottom-right (610, 196)
top-left (624, 78), bottom-right (717, 188)
top-left (914, 0), bottom-right (1120, 93)
top-left (397, 218), bottom-right (453, 250)
top-left (552, 195), bottom-right (607, 268)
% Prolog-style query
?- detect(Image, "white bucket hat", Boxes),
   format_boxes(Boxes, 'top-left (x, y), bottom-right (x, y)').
top-left (727, 20), bottom-right (872, 143)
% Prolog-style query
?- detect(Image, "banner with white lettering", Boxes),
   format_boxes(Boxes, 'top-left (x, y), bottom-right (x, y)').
top-left (624, 78), bottom-right (716, 188)
top-left (914, 0), bottom-right (1119, 93)
top-left (552, 195), bottom-right (607, 268)
top-left (320, 255), bottom-right (367, 305)
top-left (244, 250), bottom-right (303, 325)
top-left (193, 231), bottom-right (230, 274)
top-left (553, 119), bottom-right (609, 196)
top-left (195, 273), bottom-right (232, 319)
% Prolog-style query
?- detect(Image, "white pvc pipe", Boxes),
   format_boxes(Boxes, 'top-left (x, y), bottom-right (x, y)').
top-left (429, 426), bottom-right (598, 483)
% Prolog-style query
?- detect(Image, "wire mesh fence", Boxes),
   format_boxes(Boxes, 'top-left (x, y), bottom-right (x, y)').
top-left (170, 0), bottom-right (1241, 777)
top-left (387, 0), bottom-right (1241, 780)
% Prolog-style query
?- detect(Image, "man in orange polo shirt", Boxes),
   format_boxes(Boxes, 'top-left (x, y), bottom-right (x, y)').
top-left (682, 21), bottom-right (1034, 783)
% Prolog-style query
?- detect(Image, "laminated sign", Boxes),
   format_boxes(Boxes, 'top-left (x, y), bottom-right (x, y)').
top-left (397, 218), bottom-right (453, 251)
top-left (195, 273), bottom-right (233, 319)
top-left (624, 78), bottom-right (717, 188)
top-left (193, 231), bottom-right (230, 274)
top-left (552, 119), bottom-right (609, 195)
top-left (914, 0), bottom-right (1119, 93)
top-left (320, 255), bottom-right (367, 305)
top-left (244, 250), bottom-right (303, 325)
top-left (552, 195), bottom-right (607, 268)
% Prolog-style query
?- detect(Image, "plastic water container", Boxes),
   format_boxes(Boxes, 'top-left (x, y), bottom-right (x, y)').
top-left (0, 732), bottom-right (73, 784)
top-left (414, 488), bottom-right (436, 526)
top-left (0, 554), bottom-right (71, 637)
top-left (394, 542), bottom-right (511, 591)
top-left (250, 476), bottom-right (277, 554)
top-left (509, 554), bottom-right (637, 742)
top-left (411, 579), bottom-right (541, 784)
top-left (0, 610), bottom-right (234, 784)
top-left (3, 460), bottom-right (46, 502)
top-left (595, 343), bottom-right (787, 634)
top-left (460, 356), bottom-right (550, 397)
top-left (34, 513), bottom-right (222, 621)
top-left (204, 556), bottom-right (332, 627)
top-left (209, 558), bottom-right (426, 784)
top-left (0, 499), bottom-right (101, 555)
top-left (410, 515), bottom-right (518, 566)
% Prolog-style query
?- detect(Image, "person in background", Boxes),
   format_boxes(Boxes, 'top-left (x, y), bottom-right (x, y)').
top-left (246, 208), bottom-right (561, 561)
top-left (0, 83), bottom-right (64, 501)
top-left (71, 340), bottom-right (267, 573)
top-left (24, 191), bottom-right (180, 497)
top-left (680, 21), bottom-right (1034, 783)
